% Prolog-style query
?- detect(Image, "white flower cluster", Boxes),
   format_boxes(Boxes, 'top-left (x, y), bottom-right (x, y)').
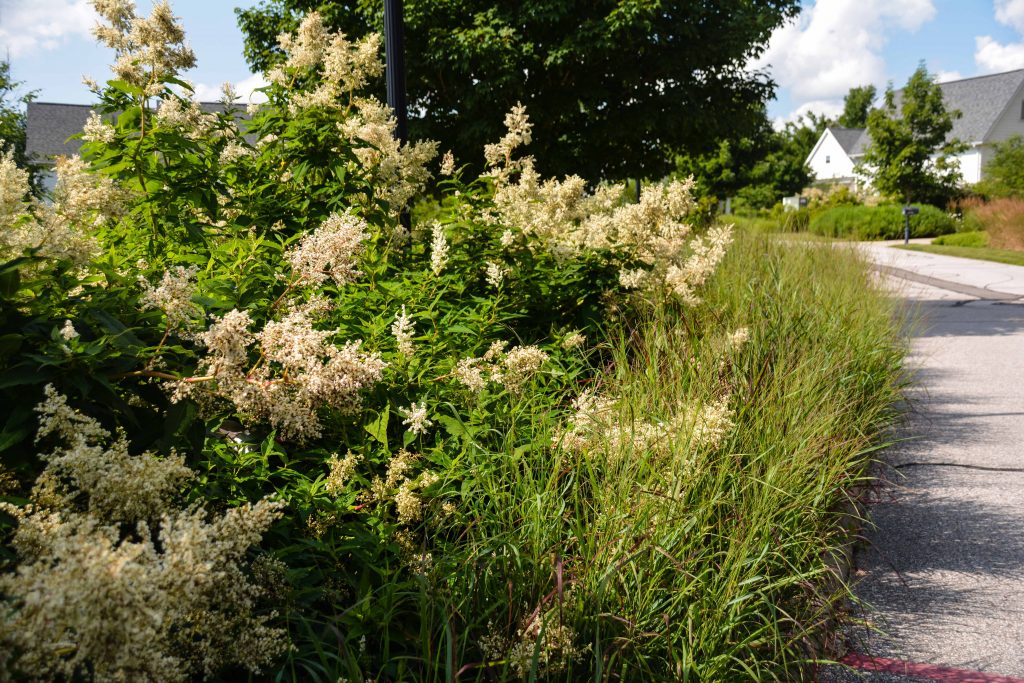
top-left (272, 12), bottom-right (383, 99)
top-left (325, 450), bottom-right (361, 495)
top-left (82, 110), bottom-right (116, 144)
top-left (391, 305), bottom-right (415, 357)
top-left (439, 150), bottom-right (455, 176)
top-left (555, 389), bottom-right (734, 460)
top-left (32, 385), bottom-right (194, 523)
top-left (561, 330), bottom-right (586, 350)
top-left (91, 0), bottom-right (196, 95)
top-left (430, 223), bottom-right (449, 276)
top-left (337, 97), bottom-right (439, 210)
top-left (219, 140), bottom-right (255, 165)
top-left (484, 103), bottom-right (532, 170)
top-left (268, 13), bottom-right (437, 211)
top-left (664, 225), bottom-right (734, 305)
top-left (286, 212), bottom-right (370, 287)
top-left (0, 388), bottom-right (288, 681)
top-left (140, 264), bottom-right (201, 328)
top-left (364, 449), bottom-right (436, 527)
top-left (0, 150), bottom-right (31, 244)
top-left (483, 104), bottom-right (733, 302)
top-left (154, 95), bottom-right (219, 140)
top-left (186, 307), bottom-right (387, 441)
top-left (0, 151), bottom-right (127, 265)
top-left (727, 327), bottom-right (750, 350)
top-left (484, 261), bottom-right (506, 289)
top-left (401, 401), bottom-right (433, 435)
top-left (452, 342), bottom-right (548, 395)
top-left (478, 612), bottom-right (583, 679)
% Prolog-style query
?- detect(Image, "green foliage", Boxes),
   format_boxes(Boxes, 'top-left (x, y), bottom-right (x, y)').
top-left (809, 204), bottom-right (956, 240)
top-left (236, 0), bottom-right (801, 181)
top-left (0, 61), bottom-right (42, 193)
top-left (859, 64), bottom-right (966, 205)
top-left (975, 134), bottom-right (1024, 198)
top-left (676, 109), bottom-right (823, 210)
top-left (0, 4), bottom-right (909, 680)
top-left (933, 230), bottom-right (988, 247)
top-left (837, 85), bottom-right (876, 128)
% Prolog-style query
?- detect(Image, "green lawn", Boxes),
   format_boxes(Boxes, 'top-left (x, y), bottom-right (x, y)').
top-left (895, 243), bottom-right (1024, 267)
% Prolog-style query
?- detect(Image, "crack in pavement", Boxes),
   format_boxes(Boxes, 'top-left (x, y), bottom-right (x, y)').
top-left (872, 265), bottom-right (1022, 301)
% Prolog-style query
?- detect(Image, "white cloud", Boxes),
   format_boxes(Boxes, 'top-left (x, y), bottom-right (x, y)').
top-left (935, 69), bottom-right (964, 83)
top-left (771, 98), bottom-right (845, 130)
top-left (753, 0), bottom-right (936, 118)
top-left (974, 1), bottom-right (1024, 73)
top-left (976, 35), bottom-right (1024, 71)
top-left (192, 74), bottom-right (269, 104)
top-left (0, 0), bottom-right (96, 58)
top-left (995, 0), bottom-right (1024, 33)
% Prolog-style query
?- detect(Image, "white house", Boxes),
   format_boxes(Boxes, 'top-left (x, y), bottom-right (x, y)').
top-left (806, 68), bottom-right (1024, 187)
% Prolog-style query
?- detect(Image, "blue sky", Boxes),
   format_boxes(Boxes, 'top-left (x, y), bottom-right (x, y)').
top-left (4, 0), bottom-right (1024, 126)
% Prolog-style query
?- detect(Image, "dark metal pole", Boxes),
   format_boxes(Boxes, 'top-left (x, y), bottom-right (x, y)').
top-left (635, 178), bottom-right (641, 203)
top-left (904, 212), bottom-right (910, 245)
top-left (384, 0), bottom-right (408, 144)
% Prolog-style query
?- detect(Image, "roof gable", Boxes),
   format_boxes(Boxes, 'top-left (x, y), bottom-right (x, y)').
top-left (893, 69), bottom-right (1024, 143)
top-left (827, 126), bottom-right (867, 154)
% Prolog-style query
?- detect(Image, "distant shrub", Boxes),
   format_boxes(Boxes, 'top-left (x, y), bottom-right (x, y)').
top-left (933, 230), bottom-right (989, 247)
top-left (808, 204), bottom-right (956, 240)
top-left (725, 214), bottom-right (781, 233)
top-left (781, 207), bottom-right (811, 232)
top-left (966, 197), bottom-right (1024, 251)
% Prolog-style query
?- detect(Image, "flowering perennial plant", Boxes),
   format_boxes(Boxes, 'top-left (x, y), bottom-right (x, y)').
top-left (0, 390), bottom-right (288, 682)
top-left (182, 306), bottom-right (387, 441)
top-left (0, 2), bottom-right (742, 679)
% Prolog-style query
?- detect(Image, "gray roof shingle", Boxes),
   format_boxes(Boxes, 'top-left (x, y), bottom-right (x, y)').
top-left (894, 68), bottom-right (1024, 143)
top-left (828, 126), bottom-right (867, 154)
top-left (25, 102), bottom-right (92, 160)
top-left (841, 69), bottom-right (1024, 157)
top-left (25, 101), bottom-right (251, 162)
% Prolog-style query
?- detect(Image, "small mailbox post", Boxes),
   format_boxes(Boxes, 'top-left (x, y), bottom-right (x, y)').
top-left (902, 206), bottom-right (919, 245)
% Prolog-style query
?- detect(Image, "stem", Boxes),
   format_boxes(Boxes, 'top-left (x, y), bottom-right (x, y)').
top-left (113, 370), bottom-right (215, 383)
top-left (269, 277), bottom-right (302, 312)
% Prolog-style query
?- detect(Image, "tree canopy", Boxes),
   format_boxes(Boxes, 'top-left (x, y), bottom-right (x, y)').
top-left (837, 85), bottom-right (876, 128)
top-left (0, 61), bottom-right (38, 179)
top-left (859, 65), bottom-right (965, 205)
top-left (976, 134), bottom-right (1024, 198)
top-left (236, 0), bottom-right (801, 181)
top-left (675, 109), bottom-right (827, 209)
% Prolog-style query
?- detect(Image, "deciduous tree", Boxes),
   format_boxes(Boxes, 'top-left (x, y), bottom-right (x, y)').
top-left (0, 60), bottom-right (41, 191)
top-left (859, 65), bottom-right (965, 205)
top-left (837, 85), bottom-right (876, 128)
top-left (976, 134), bottom-right (1024, 198)
top-left (236, 0), bottom-right (800, 181)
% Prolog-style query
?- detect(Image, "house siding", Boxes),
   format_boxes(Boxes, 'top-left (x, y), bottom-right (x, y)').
top-left (981, 87), bottom-right (1024, 145)
top-left (953, 150), bottom-right (984, 184)
top-left (808, 131), bottom-right (858, 181)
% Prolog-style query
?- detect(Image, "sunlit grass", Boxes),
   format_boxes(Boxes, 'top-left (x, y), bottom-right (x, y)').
top-left (309, 230), bottom-right (908, 682)
top-left (896, 242), bottom-right (1024, 267)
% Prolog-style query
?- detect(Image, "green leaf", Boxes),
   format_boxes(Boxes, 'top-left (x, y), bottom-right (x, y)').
top-left (364, 404), bottom-right (390, 447)
top-left (0, 267), bottom-right (20, 297)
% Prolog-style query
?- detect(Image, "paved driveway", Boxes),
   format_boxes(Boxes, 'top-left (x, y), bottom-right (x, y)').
top-left (823, 243), bottom-right (1024, 682)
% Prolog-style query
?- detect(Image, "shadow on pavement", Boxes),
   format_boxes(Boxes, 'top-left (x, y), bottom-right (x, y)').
top-left (910, 300), bottom-right (1024, 338)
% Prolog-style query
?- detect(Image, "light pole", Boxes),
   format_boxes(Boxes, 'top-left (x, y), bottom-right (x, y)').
top-left (383, 0), bottom-right (408, 144)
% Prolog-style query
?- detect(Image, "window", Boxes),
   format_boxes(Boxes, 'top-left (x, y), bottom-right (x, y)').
top-left (826, 155), bottom-right (831, 164)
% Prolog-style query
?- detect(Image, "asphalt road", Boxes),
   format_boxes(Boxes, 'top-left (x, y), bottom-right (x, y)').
top-left (822, 244), bottom-right (1024, 682)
